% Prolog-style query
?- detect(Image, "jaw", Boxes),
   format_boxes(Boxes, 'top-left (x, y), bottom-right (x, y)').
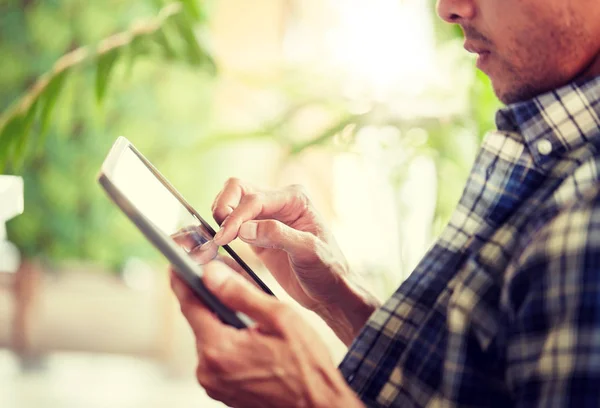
top-left (575, 51), bottom-right (600, 82)
top-left (489, 49), bottom-right (600, 104)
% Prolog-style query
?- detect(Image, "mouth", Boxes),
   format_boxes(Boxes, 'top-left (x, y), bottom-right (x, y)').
top-left (464, 41), bottom-right (491, 70)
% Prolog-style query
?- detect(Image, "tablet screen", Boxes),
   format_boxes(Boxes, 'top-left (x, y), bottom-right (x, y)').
top-left (110, 146), bottom-right (217, 265)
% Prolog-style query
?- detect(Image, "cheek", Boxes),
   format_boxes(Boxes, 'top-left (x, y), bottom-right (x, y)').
top-left (493, 21), bottom-right (568, 81)
top-left (508, 5), bottom-right (593, 77)
top-left (483, 2), bottom-right (558, 70)
top-left (478, 1), bottom-right (598, 102)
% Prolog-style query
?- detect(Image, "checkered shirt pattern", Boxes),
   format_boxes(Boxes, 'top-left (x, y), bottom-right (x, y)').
top-left (339, 76), bottom-right (600, 407)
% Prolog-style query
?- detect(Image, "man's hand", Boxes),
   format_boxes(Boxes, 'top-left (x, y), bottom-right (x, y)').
top-left (209, 178), bottom-right (380, 345)
top-left (170, 261), bottom-right (364, 408)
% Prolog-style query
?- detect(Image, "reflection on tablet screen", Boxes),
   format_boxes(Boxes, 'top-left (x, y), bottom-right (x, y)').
top-left (111, 147), bottom-right (218, 264)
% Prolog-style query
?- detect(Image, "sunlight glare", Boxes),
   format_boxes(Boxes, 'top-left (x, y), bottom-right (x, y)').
top-left (326, 0), bottom-right (436, 98)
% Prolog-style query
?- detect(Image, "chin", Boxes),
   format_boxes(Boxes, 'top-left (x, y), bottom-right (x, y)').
top-left (490, 83), bottom-right (515, 105)
top-left (492, 81), bottom-right (545, 105)
top-left (492, 68), bottom-right (579, 105)
top-left (486, 73), bottom-right (517, 105)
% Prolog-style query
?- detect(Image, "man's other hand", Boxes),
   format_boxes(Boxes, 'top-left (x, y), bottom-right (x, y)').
top-left (170, 261), bottom-right (364, 408)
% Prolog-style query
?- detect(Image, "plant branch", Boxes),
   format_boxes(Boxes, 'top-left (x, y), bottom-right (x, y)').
top-left (0, 2), bottom-right (183, 131)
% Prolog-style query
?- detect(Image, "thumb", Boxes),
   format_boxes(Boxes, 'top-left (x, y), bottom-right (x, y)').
top-left (203, 261), bottom-right (279, 325)
top-left (238, 220), bottom-right (320, 264)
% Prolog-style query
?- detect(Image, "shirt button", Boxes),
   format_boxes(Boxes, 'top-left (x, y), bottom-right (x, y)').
top-left (537, 139), bottom-right (553, 155)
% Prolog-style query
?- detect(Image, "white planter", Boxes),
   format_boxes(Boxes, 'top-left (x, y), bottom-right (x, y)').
top-left (0, 175), bottom-right (23, 273)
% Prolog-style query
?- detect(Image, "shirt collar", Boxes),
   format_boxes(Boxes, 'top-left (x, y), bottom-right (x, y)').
top-left (495, 76), bottom-right (600, 169)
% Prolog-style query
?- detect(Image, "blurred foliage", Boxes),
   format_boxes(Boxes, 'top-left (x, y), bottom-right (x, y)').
top-left (3, 0), bottom-right (217, 269)
top-left (0, 0), bottom-right (214, 171)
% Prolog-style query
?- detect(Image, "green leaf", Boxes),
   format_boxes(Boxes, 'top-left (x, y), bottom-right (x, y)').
top-left (179, 0), bottom-right (202, 21)
top-left (95, 49), bottom-right (120, 103)
top-left (40, 70), bottom-right (68, 136)
top-left (149, 0), bottom-right (165, 11)
top-left (170, 15), bottom-right (217, 74)
top-left (0, 114), bottom-right (24, 172)
top-left (125, 36), bottom-right (150, 79)
top-left (12, 100), bottom-right (39, 171)
top-left (154, 28), bottom-right (177, 60)
top-left (173, 14), bottom-right (203, 66)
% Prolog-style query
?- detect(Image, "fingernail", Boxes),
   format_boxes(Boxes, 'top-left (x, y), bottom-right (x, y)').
top-left (219, 214), bottom-right (231, 227)
top-left (239, 222), bottom-right (257, 240)
top-left (170, 231), bottom-right (184, 240)
top-left (214, 229), bottom-right (224, 241)
top-left (200, 240), bottom-right (216, 250)
top-left (193, 240), bottom-right (218, 263)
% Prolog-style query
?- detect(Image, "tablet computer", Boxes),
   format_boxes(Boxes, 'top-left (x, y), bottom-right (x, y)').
top-left (98, 136), bottom-right (274, 329)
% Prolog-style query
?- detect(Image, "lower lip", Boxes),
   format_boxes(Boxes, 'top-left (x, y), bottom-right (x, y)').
top-left (476, 52), bottom-right (491, 70)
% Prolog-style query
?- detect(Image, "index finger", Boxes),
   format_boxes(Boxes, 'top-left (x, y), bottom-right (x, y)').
top-left (213, 186), bottom-right (305, 246)
top-left (211, 178), bottom-right (255, 226)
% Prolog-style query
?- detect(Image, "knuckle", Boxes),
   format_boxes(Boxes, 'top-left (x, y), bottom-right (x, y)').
top-left (261, 219), bottom-right (280, 239)
top-left (288, 184), bottom-right (310, 202)
top-left (260, 221), bottom-right (287, 250)
top-left (196, 368), bottom-right (221, 397)
top-left (241, 192), bottom-right (261, 206)
top-left (287, 185), bottom-right (313, 216)
top-left (201, 346), bottom-right (228, 373)
top-left (224, 177), bottom-right (242, 188)
top-left (289, 183), bottom-right (308, 195)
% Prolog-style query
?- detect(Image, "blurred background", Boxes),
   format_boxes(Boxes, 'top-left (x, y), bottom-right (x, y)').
top-left (0, 0), bottom-right (500, 407)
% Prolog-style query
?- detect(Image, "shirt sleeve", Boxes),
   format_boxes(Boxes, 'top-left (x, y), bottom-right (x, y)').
top-left (504, 191), bottom-right (600, 407)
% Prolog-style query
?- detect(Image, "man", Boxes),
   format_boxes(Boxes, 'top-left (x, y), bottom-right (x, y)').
top-left (169, 0), bottom-right (600, 406)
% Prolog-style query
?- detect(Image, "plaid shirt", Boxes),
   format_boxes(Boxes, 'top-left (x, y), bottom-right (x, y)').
top-left (339, 76), bottom-right (600, 407)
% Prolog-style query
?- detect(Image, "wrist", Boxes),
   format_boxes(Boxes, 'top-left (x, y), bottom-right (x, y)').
top-left (313, 277), bottom-right (380, 346)
top-left (307, 358), bottom-right (365, 408)
top-left (311, 381), bottom-right (364, 408)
